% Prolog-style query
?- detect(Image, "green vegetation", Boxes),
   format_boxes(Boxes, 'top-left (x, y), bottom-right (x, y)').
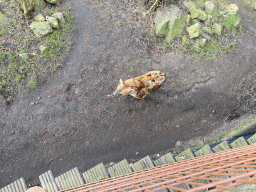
top-left (162, 42), bottom-right (171, 50)
top-left (193, 116), bottom-right (256, 149)
top-left (0, 0), bottom-right (75, 100)
top-left (130, 64), bottom-right (136, 72)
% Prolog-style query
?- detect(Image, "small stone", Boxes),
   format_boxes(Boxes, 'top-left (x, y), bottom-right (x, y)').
top-left (46, 16), bottom-right (59, 29)
top-left (205, 1), bottom-right (217, 15)
top-left (190, 7), bottom-right (200, 19)
top-left (30, 21), bottom-right (53, 38)
top-left (205, 16), bottom-right (211, 26)
top-left (109, 162), bottom-right (114, 166)
top-left (45, 0), bottom-right (59, 4)
top-left (197, 38), bottom-right (207, 46)
top-left (182, 35), bottom-right (190, 46)
top-left (201, 32), bottom-right (211, 40)
top-left (233, 17), bottom-right (241, 28)
top-left (52, 12), bottom-right (65, 23)
top-left (213, 23), bottom-right (222, 36)
top-left (35, 14), bottom-right (45, 22)
top-left (38, 97), bottom-right (41, 99)
top-left (226, 4), bottom-right (238, 14)
top-left (197, 10), bottom-right (207, 21)
top-left (19, 53), bottom-right (29, 61)
top-left (187, 23), bottom-right (202, 39)
top-left (185, 15), bottom-right (191, 25)
top-left (202, 27), bottom-right (213, 35)
top-left (184, 1), bottom-right (196, 10)
top-left (176, 141), bottom-right (182, 147)
top-left (0, 11), bottom-right (7, 25)
top-left (251, 2), bottom-right (256, 10)
top-left (39, 45), bottom-right (48, 55)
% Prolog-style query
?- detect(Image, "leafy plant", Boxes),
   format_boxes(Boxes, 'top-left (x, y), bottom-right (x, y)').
top-left (130, 64), bottom-right (136, 72)
top-left (29, 76), bottom-right (38, 88)
top-left (162, 42), bottom-right (171, 50)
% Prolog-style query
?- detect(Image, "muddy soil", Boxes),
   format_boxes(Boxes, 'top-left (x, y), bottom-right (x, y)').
top-left (1, 0), bottom-right (256, 187)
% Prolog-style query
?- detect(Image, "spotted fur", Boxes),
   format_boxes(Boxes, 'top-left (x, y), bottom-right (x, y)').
top-left (113, 71), bottom-right (165, 100)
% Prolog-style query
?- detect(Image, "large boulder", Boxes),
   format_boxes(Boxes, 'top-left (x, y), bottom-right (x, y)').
top-left (154, 5), bottom-right (185, 43)
top-left (0, 11), bottom-right (7, 25)
top-left (226, 4), bottom-right (238, 14)
top-left (154, 7), bottom-right (172, 37)
top-left (166, 5), bottom-right (185, 43)
top-left (30, 21), bottom-right (53, 38)
top-left (187, 23), bottom-right (201, 39)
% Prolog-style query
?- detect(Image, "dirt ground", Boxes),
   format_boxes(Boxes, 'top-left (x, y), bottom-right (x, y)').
top-left (1, 0), bottom-right (256, 187)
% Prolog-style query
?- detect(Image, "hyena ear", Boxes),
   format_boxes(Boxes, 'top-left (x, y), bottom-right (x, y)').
top-left (119, 79), bottom-right (124, 84)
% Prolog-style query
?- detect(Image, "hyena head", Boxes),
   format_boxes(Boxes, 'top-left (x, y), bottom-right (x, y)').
top-left (112, 79), bottom-right (124, 98)
top-left (112, 79), bottom-right (135, 98)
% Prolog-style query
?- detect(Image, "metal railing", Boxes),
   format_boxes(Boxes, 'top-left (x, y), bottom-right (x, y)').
top-left (59, 144), bottom-right (256, 192)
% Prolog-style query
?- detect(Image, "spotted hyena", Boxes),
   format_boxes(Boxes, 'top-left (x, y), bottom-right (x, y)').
top-left (112, 71), bottom-right (165, 100)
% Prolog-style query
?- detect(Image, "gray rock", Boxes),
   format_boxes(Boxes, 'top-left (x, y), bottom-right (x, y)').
top-left (165, 5), bottom-right (185, 43)
top-left (187, 23), bottom-right (202, 39)
top-left (45, 0), bottom-right (59, 4)
top-left (226, 4), bottom-right (239, 15)
top-left (233, 17), bottom-right (241, 28)
top-left (154, 7), bottom-right (172, 37)
top-left (202, 27), bottom-right (213, 35)
top-left (251, 2), bottom-right (256, 9)
top-left (154, 6), bottom-right (185, 43)
top-left (184, 1), bottom-right (196, 10)
top-left (205, 1), bottom-right (217, 15)
top-left (201, 32), bottom-right (211, 40)
top-left (213, 23), bottom-right (222, 36)
top-left (30, 21), bottom-right (53, 38)
top-left (19, 53), bottom-right (29, 60)
top-left (0, 11), bottom-right (7, 25)
top-left (52, 12), bottom-right (65, 23)
top-left (182, 35), bottom-right (190, 46)
top-left (35, 14), bottom-right (45, 22)
top-left (46, 16), bottom-right (59, 29)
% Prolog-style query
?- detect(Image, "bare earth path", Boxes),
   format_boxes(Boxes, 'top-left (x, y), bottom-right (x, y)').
top-left (1, 0), bottom-right (256, 187)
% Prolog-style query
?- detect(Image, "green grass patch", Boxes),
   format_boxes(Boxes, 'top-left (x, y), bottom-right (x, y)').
top-left (0, 0), bottom-right (75, 100)
top-left (192, 116), bottom-right (256, 150)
